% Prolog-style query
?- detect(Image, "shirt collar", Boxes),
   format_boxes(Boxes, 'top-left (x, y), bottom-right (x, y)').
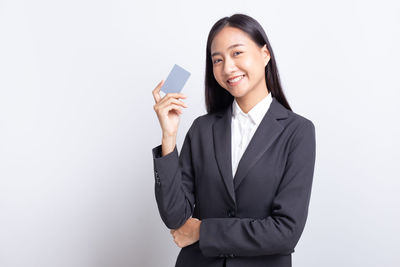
top-left (232, 92), bottom-right (272, 125)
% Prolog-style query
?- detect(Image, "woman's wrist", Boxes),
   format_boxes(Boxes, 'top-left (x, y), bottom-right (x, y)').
top-left (195, 219), bottom-right (201, 241)
top-left (161, 135), bottom-right (176, 156)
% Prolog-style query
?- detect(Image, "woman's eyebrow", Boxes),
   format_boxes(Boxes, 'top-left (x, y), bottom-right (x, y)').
top-left (211, 43), bottom-right (245, 57)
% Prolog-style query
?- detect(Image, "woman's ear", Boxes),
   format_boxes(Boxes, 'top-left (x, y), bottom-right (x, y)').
top-left (262, 44), bottom-right (271, 66)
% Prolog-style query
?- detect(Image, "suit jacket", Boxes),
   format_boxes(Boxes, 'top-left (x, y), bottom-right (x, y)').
top-left (152, 97), bottom-right (316, 267)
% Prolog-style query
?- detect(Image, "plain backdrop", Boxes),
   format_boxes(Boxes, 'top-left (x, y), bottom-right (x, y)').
top-left (1, 0), bottom-right (399, 266)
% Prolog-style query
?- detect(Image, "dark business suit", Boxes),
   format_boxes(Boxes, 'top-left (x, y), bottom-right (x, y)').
top-left (152, 96), bottom-right (316, 267)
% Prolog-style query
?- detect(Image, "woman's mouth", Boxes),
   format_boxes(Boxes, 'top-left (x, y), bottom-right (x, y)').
top-left (227, 75), bottom-right (245, 86)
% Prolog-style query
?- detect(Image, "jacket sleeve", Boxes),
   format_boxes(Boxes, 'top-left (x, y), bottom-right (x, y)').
top-left (199, 120), bottom-right (316, 257)
top-left (151, 119), bottom-right (197, 230)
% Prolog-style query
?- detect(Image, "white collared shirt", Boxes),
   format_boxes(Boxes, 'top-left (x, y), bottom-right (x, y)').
top-left (231, 92), bottom-right (272, 178)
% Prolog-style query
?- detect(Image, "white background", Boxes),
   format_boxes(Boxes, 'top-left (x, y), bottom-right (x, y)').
top-left (1, 0), bottom-right (399, 266)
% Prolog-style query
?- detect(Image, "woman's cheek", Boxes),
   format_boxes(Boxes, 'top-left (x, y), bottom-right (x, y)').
top-left (213, 70), bottom-right (221, 85)
top-left (215, 73), bottom-right (226, 89)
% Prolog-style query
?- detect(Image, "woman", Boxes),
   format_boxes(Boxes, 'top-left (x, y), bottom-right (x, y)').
top-left (151, 13), bottom-right (316, 267)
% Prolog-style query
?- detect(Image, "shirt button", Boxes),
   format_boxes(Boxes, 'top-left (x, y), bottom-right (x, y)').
top-left (227, 210), bottom-right (235, 217)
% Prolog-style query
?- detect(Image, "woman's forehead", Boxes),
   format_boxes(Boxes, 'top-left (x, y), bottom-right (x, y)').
top-left (211, 27), bottom-right (252, 53)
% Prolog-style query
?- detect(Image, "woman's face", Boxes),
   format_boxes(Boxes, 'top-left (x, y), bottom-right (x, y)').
top-left (210, 26), bottom-right (270, 100)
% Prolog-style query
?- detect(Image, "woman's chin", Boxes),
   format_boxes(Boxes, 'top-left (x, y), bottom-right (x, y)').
top-left (227, 87), bottom-right (249, 98)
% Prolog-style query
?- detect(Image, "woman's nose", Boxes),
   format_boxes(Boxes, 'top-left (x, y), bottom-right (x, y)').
top-left (223, 57), bottom-right (238, 73)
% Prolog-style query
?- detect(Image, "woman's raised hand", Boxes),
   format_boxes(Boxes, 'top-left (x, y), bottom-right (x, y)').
top-left (152, 80), bottom-right (188, 155)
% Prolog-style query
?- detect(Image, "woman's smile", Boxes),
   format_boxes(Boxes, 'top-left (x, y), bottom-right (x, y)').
top-left (227, 74), bottom-right (246, 86)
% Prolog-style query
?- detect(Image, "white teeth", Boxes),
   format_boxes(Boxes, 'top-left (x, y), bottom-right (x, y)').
top-left (228, 75), bottom-right (244, 83)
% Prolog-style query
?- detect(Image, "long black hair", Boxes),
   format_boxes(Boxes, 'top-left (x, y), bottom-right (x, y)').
top-left (205, 13), bottom-right (292, 114)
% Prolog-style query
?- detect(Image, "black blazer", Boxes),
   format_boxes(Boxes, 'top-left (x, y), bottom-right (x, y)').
top-left (152, 96), bottom-right (316, 267)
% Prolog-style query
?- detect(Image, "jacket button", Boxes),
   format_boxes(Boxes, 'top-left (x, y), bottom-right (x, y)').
top-left (227, 210), bottom-right (235, 217)
top-left (154, 171), bottom-right (161, 185)
top-left (229, 254), bottom-right (235, 258)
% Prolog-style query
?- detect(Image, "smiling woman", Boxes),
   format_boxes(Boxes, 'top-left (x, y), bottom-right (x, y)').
top-left (204, 14), bottom-right (292, 115)
top-left (210, 26), bottom-right (271, 113)
top-left (151, 13), bottom-right (316, 267)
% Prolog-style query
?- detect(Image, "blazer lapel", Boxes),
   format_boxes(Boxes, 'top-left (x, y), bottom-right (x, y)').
top-left (213, 104), bottom-right (236, 204)
top-left (233, 97), bottom-right (289, 190)
top-left (212, 96), bottom-right (289, 203)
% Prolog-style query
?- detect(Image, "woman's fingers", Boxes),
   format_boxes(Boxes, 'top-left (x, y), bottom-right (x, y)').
top-left (158, 97), bottom-right (188, 109)
top-left (154, 97), bottom-right (188, 116)
top-left (152, 80), bottom-right (187, 104)
top-left (165, 104), bottom-right (183, 115)
top-left (164, 92), bottom-right (187, 100)
top-left (157, 93), bottom-right (187, 107)
top-left (152, 80), bottom-right (164, 103)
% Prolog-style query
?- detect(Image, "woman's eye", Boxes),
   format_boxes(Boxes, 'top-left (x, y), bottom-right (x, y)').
top-left (213, 52), bottom-right (242, 64)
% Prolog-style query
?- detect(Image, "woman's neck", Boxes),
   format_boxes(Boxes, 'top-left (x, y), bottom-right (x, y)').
top-left (235, 85), bottom-right (269, 114)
